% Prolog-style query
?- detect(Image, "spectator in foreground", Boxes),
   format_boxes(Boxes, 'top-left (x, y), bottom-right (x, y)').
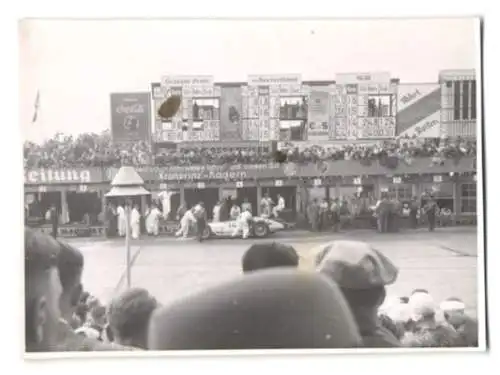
top-left (440, 298), bottom-right (478, 347)
top-left (148, 269), bottom-right (362, 350)
top-left (401, 292), bottom-right (463, 347)
top-left (56, 241), bottom-right (84, 328)
top-left (315, 240), bottom-right (401, 347)
top-left (242, 242), bottom-right (299, 273)
top-left (107, 288), bottom-right (159, 349)
top-left (25, 228), bottom-right (63, 352)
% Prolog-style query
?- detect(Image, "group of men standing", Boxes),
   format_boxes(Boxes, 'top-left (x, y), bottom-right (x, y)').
top-left (374, 193), bottom-right (439, 233)
top-left (105, 201), bottom-right (163, 239)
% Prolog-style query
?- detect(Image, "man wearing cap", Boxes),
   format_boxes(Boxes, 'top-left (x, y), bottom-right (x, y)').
top-left (315, 240), bottom-right (401, 347)
top-left (401, 292), bottom-right (462, 347)
top-left (25, 228), bottom-right (64, 352)
top-left (108, 287), bottom-right (159, 349)
top-left (440, 297), bottom-right (478, 347)
top-left (241, 242), bottom-right (299, 273)
top-left (148, 270), bottom-right (362, 350)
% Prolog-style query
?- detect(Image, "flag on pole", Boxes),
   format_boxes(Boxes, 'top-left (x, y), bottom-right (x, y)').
top-left (32, 90), bottom-right (40, 124)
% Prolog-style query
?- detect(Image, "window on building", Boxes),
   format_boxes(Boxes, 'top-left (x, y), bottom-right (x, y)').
top-left (366, 95), bottom-right (394, 117)
top-left (279, 97), bottom-right (308, 121)
top-left (460, 183), bottom-right (477, 214)
top-left (192, 98), bottom-right (220, 122)
top-left (422, 182), bottom-right (455, 212)
top-left (462, 80), bottom-right (470, 120)
top-left (454, 81), bottom-right (461, 120)
top-left (388, 184), bottom-right (413, 202)
top-left (471, 80), bottom-right (477, 120)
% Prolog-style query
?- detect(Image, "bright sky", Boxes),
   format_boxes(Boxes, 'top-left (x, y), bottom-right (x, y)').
top-left (19, 18), bottom-right (479, 143)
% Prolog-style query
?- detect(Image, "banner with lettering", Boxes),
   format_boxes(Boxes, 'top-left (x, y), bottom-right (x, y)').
top-left (110, 93), bottom-right (152, 143)
top-left (219, 86), bottom-right (243, 140)
top-left (307, 90), bottom-right (330, 140)
top-left (24, 168), bottom-right (104, 185)
top-left (396, 84), bottom-right (441, 138)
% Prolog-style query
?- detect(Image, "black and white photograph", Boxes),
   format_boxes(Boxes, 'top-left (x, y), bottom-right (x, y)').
top-left (18, 16), bottom-right (485, 357)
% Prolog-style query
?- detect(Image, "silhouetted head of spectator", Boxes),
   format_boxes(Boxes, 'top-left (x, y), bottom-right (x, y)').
top-left (25, 228), bottom-right (62, 352)
top-left (56, 240), bottom-right (84, 323)
top-left (148, 269), bottom-right (361, 350)
top-left (108, 288), bottom-right (159, 349)
top-left (315, 240), bottom-right (399, 347)
top-left (242, 242), bottom-right (299, 273)
top-left (411, 289), bottom-right (429, 296)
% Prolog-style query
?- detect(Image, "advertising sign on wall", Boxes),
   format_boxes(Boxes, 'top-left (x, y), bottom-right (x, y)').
top-left (161, 75), bottom-right (214, 87)
top-left (247, 74), bottom-right (302, 86)
top-left (110, 92), bottom-right (152, 143)
top-left (307, 90), bottom-right (330, 141)
top-left (396, 84), bottom-right (441, 138)
top-left (335, 72), bottom-right (391, 84)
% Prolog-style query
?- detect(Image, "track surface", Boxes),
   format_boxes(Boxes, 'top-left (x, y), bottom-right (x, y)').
top-left (70, 227), bottom-right (480, 316)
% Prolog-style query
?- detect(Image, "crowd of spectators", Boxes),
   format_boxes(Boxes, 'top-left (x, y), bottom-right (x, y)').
top-left (24, 131), bottom-right (476, 169)
top-left (26, 228), bottom-right (478, 353)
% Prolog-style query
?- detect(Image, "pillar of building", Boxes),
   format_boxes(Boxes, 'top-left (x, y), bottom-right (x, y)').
top-left (61, 190), bottom-right (68, 224)
top-left (256, 182), bottom-right (262, 216)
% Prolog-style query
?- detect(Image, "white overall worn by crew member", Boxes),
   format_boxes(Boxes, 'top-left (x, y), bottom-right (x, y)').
top-left (176, 208), bottom-right (196, 238)
top-left (273, 194), bottom-right (285, 218)
top-left (146, 205), bottom-right (162, 236)
top-left (232, 208), bottom-right (253, 239)
top-left (117, 205), bottom-right (126, 237)
top-left (130, 205), bottom-right (141, 239)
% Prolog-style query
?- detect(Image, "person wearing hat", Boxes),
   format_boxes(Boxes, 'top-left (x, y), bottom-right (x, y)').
top-left (423, 194), bottom-right (439, 232)
top-left (401, 292), bottom-right (462, 347)
top-left (241, 242), bottom-right (299, 273)
top-left (440, 297), bottom-right (478, 347)
top-left (107, 288), bottom-right (159, 349)
top-left (25, 228), bottom-right (63, 352)
top-left (315, 240), bottom-right (401, 347)
top-left (148, 269), bottom-right (362, 350)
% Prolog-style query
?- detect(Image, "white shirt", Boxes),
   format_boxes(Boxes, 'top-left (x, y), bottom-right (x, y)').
top-left (277, 197), bottom-right (285, 209)
top-left (130, 208), bottom-right (141, 224)
top-left (239, 210), bottom-right (252, 223)
top-left (117, 206), bottom-right (125, 218)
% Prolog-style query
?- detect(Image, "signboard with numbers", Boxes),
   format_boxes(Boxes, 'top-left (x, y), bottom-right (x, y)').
top-left (197, 182), bottom-right (206, 189)
top-left (275, 180), bottom-right (283, 187)
top-left (78, 184), bottom-right (88, 193)
top-left (313, 179), bottom-right (322, 186)
top-left (353, 177), bottom-right (362, 185)
top-left (433, 175), bottom-right (443, 183)
top-left (236, 181), bottom-right (244, 188)
top-left (38, 185), bottom-right (47, 193)
top-left (393, 177), bottom-right (402, 184)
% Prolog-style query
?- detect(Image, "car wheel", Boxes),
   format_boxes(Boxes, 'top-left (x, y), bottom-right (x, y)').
top-left (202, 227), bottom-right (212, 240)
top-left (253, 222), bottom-right (269, 238)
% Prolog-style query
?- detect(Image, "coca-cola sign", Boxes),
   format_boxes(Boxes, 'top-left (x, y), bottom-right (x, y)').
top-left (110, 92), bottom-right (151, 142)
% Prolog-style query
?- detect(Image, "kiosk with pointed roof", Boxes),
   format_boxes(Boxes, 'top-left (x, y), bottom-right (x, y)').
top-left (106, 166), bottom-right (150, 289)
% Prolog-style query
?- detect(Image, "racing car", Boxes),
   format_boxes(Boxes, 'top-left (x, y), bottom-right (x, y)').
top-left (200, 216), bottom-right (285, 240)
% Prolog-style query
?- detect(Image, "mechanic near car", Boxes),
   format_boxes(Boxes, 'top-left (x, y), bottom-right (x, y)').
top-left (193, 202), bottom-right (208, 242)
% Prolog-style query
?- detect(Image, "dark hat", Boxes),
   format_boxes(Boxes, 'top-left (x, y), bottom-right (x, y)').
top-left (315, 241), bottom-right (398, 290)
top-left (148, 269), bottom-right (361, 350)
top-left (242, 242), bottom-right (299, 273)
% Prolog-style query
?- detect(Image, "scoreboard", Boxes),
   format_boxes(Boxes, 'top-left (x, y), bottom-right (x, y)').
top-left (333, 72), bottom-right (397, 139)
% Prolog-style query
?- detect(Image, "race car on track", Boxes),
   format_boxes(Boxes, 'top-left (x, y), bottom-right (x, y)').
top-left (200, 216), bottom-right (285, 240)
